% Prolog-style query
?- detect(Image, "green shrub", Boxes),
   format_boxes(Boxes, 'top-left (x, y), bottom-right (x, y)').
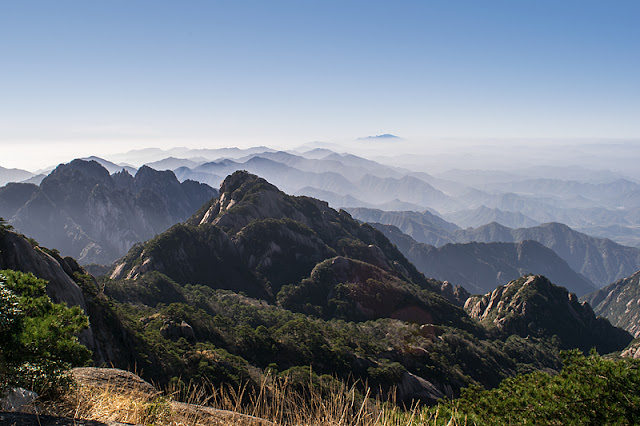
top-left (433, 350), bottom-right (640, 425)
top-left (0, 270), bottom-right (92, 395)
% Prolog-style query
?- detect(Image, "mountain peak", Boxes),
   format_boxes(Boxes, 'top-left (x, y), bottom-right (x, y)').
top-left (358, 134), bottom-right (402, 141)
top-left (46, 159), bottom-right (112, 184)
top-left (218, 170), bottom-right (278, 198)
top-left (583, 269), bottom-right (640, 338)
top-left (465, 274), bottom-right (631, 353)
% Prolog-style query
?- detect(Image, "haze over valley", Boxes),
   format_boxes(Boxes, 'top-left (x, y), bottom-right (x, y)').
top-left (2, 1), bottom-right (640, 424)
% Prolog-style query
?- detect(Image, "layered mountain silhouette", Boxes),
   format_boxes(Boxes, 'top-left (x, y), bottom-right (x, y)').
top-left (111, 171), bottom-right (442, 303)
top-left (349, 208), bottom-right (640, 287)
top-left (98, 146), bottom-right (640, 247)
top-left (1, 159), bottom-right (216, 264)
top-left (457, 222), bottom-right (640, 287)
top-left (372, 223), bottom-right (596, 296)
top-left (346, 207), bottom-right (459, 247)
top-left (0, 165), bottom-right (34, 186)
top-left (444, 206), bottom-right (540, 229)
top-left (3, 170), bottom-right (635, 405)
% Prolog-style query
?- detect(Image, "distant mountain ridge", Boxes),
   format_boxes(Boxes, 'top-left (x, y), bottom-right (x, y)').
top-left (457, 222), bottom-right (640, 287)
top-left (112, 170), bottom-right (440, 301)
top-left (110, 146), bottom-right (640, 247)
top-left (372, 223), bottom-right (596, 296)
top-left (1, 159), bottom-right (216, 264)
top-left (349, 208), bottom-right (640, 287)
top-left (0, 165), bottom-right (34, 186)
top-left (444, 205), bottom-right (540, 229)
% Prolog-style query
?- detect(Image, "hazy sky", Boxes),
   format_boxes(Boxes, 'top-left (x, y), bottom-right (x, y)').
top-left (1, 1), bottom-right (639, 170)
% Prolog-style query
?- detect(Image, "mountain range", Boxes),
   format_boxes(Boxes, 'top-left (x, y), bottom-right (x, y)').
top-left (2, 170), bottom-right (635, 406)
top-left (0, 159), bottom-right (216, 265)
top-left (371, 223), bottom-right (596, 296)
top-left (100, 146), bottom-right (640, 248)
top-left (348, 208), bottom-right (640, 288)
top-left (0, 165), bottom-right (34, 186)
top-left (3, 147), bottom-right (640, 297)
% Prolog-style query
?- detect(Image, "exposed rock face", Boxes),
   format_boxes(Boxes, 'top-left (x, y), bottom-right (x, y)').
top-left (621, 340), bottom-right (640, 359)
top-left (0, 228), bottom-right (133, 366)
top-left (160, 320), bottom-right (196, 341)
top-left (440, 281), bottom-right (470, 306)
top-left (71, 367), bottom-right (158, 396)
top-left (582, 270), bottom-right (640, 338)
top-left (464, 275), bottom-right (632, 354)
top-left (0, 229), bottom-right (86, 310)
top-left (396, 372), bottom-right (448, 405)
top-left (3, 160), bottom-right (217, 265)
top-left (112, 171), bottom-right (439, 300)
top-left (0, 387), bottom-right (38, 412)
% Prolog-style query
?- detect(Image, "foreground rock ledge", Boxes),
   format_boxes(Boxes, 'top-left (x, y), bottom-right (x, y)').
top-left (0, 412), bottom-right (131, 426)
top-left (71, 367), bottom-right (274, 426)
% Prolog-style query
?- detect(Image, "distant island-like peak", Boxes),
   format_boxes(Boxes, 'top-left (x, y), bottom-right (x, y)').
top-left (358, 134), bottom-right (402, 141)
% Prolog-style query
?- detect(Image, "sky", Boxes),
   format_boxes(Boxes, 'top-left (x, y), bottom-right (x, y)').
top-left (1, 0), bottom-right (639, 170)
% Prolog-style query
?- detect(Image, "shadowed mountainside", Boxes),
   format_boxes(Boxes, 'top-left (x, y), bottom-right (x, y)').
top-left (372, 223), bottom-right (597, 296)
top-left (348, 208), bottom-right (640, 288)
top-left (582, 270), bottom-right (640, 338)
top-left (1, 159), bottom-right (217, 264)
top-left (465, 275), bottom-right (632, 354)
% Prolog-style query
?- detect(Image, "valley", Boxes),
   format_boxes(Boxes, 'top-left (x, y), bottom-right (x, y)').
top-left (3, 153), bottom-right (640, 416)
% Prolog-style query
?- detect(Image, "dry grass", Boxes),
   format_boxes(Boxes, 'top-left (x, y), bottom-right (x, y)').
top-left (40, 373), bottom-right (468, 426)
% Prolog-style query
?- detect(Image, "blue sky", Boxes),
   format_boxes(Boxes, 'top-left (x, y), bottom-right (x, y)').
top-left (1, 1), bottom-right (639, 168)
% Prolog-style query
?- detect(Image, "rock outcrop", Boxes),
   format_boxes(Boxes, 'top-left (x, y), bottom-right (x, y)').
top-left (582, 270), bottom-right (640, 338)
top-left (70, 367), bottom-right (274, 425)
top-left (464, 275), bottom-right (632, 353)
top-left (0, 229), bottom-right (86, 309)
top-left (621, 340), bottom-right (640, 359)
top-left (0, 228), bottom-right (131, 365)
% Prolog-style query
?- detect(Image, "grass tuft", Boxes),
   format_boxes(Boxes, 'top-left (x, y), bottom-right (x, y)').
top-left (39, 372), bottom-right (469, 425)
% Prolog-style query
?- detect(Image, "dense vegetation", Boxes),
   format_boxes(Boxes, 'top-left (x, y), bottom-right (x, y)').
top-left (0, 270), bottom-right (92, 394)
top-left (100, 271), bottom-right (564, 403)
top-left (433, 350), bottom-right (640, 425)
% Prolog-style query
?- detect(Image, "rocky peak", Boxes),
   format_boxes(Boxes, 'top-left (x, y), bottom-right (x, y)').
top-left (195, 171), bottom-right (324, 233)
top-left (219, 170), bottom-right (276, 196)
top-left (2, 158), bottom-right (216, 265)
top-left (133, 166), bottom-right (181, 192)
top-left (38, 160), bottom-right (115, 224)
top-left (42, 159), bottom-right (113, 190)
top-left (440, 281), bottom-right (470, 306)
top-left (111, 169), bottom-right (134, 189)
top-left (464, 275), bottom-right (632, 353)
top-left (582, 270), bottom-right (640, 338)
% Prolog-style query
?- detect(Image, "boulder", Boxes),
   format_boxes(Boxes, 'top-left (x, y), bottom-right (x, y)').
top-left (0, 387), bottom-right (38, 412)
